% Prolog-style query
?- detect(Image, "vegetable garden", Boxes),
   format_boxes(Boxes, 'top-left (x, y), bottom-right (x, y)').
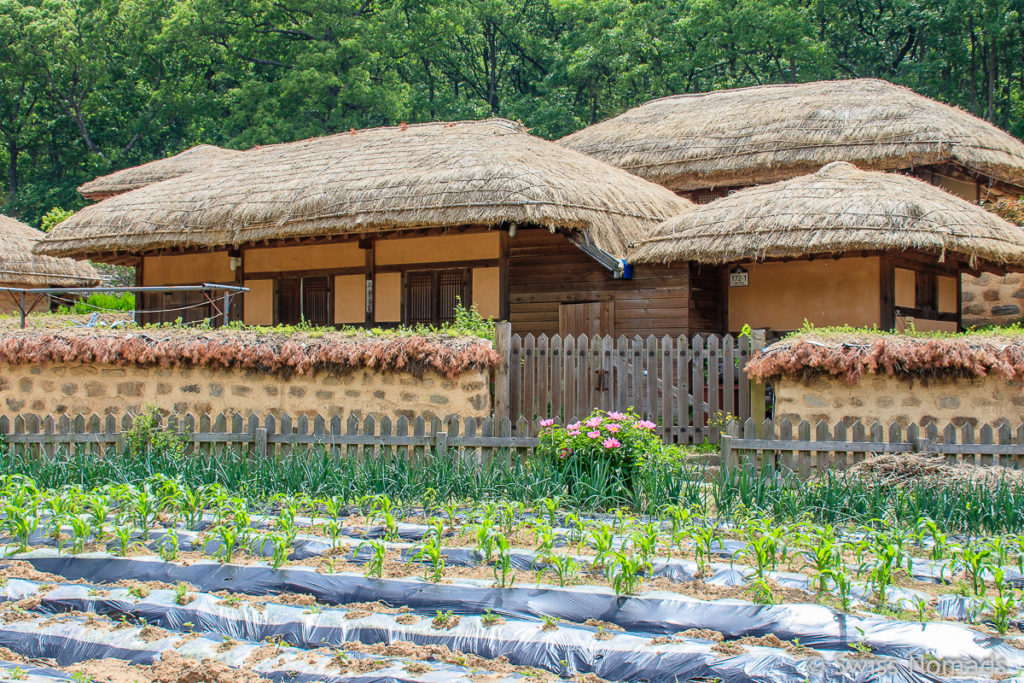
top-left (1, 411), bottom-right (1024, 681)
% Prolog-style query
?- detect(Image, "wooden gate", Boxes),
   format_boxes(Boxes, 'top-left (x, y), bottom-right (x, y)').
top-left (492, 323), bottom-right (766, 444)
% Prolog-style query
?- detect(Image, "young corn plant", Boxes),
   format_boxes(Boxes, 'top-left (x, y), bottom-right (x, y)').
top-left (410, 535), bottom-right (446, 583)
top-left (157, 528), bottom-right (179, 562)
top-left (864, 544), bottom-right (901, 605)
top-left (539, 496), bottom-right (562, 527)
top-left (606, 551), bottom-right (649, 596)
top-left (916, 517), bottom-right (950, 561)
top-left (588, 522), bottom-right (616, 569)
top-left (631, 522), bottom-right (663, 566)
top-left (2, 503), bottom-right (39, 553)
top-left (958, 543), bottom-right (994, 597)
top-left (67, 515), bottom-right (91, 555)
top-left (493, 534), bottom-right (516, 588)
top-left (357, 540), bottom-right (387, 579)
top-left (113, 526), bottom-right (136, 557)
top-left (537, 553), bottom-right (581, 587)
top-left (498, 502), bottom-right (521, 537)
top-left (692, 524), bottom-right (722, 575)
top-left (793, 524), bottom-right (843, 594)
top-left (269, 533), bottom-right (290, 569)
top-left (990, 567), bottom-right (1018, 635)
top-left (533, 523), bottom-right (558, 557)
top-left (471, 518), bottom-right (498, 564)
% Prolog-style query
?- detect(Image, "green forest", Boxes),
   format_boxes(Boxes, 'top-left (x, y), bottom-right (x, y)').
top-left (2, 0), bottom-right (1023, 226)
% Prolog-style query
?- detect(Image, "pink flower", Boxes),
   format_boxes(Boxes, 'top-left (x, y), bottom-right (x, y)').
top-left (605, 423), bottom-right (621, 433)
top-left (608, 411), bottom-right (626, 420)
top-left (567, 429), bottom-right (581, 437)
top-left (587, 430), bottom-right (601, 439)
top-left (567, 422), bottom-right (581, 431)
top-left (636, 420), bottom-right (657, 430)
top-left (603, 438), bottom-right (621, 449)
top-left (539, 418), bottom-right (554, 427)
top-left (585, 417), bottom-right (602, 428)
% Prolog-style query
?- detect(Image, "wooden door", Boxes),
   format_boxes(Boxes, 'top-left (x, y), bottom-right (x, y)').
top-left (559, 301), bottom-right (614, 338)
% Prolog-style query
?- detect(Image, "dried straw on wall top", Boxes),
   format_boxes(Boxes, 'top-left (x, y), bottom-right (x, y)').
top-left (41, 119), bottom-right (690, 260)
top-left (0, 327), bottom-right (500, 378)
top-left (77, 145), bottom-right (242, 200)
top-left (0, 215), bottom-right (99, 287)
top-left (559, 79), bottom-right (1024, 192)
top-left (630, 162), bottom-right (1024, 269)
top-left (747, 332), bottom-right (1024, 384)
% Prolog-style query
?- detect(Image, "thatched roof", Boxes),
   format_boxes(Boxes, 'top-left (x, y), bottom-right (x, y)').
top-left (40, 119), bottom-right (690, 260)
top-left (630, 162), bottom-right (1024, 269)
top-left (0, 215), bottom-right (99, 287)
top-left (77, 145), bottom-right (242, 200)
top-left (559, 79), bottom-right (1024, 192)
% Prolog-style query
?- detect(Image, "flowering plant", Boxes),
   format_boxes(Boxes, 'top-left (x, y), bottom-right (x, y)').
top-left (536, 409), bottom-right (662, 484)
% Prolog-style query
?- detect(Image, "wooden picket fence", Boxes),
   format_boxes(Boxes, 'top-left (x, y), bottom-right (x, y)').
top-left (721, 417), bottom-right (1024, 476)
top-left (0, 412), bottom-right (539, 462)
top-left (492, 323), bottom-right (767, 443)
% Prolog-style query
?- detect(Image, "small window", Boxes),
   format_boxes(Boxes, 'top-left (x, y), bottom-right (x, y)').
top-left (276, 276), bottom-right (331, 326)
top-left (403, 269), bottom-right (469, 326)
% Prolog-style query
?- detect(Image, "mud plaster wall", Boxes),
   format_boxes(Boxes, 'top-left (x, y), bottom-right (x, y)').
top-left (0, 361), bottom-right (491, 421)
top-left (773, 373), bottom-right (1024, 427)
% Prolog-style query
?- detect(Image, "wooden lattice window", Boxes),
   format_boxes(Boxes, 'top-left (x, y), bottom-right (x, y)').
top-left (276, 276), bottom-right (331, 326)
top-left (403, 269), bottom-right (469, 326)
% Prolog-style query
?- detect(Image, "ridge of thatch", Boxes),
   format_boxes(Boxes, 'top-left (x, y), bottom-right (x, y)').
top-left (629, 162), bottom-right (1024, 269)
top-left (77, 145), bottom-right (242, 200)
top-left (559, 79), bottom-right (1024, 192)
top-left (40, 119), bottom-right (691, 260)
top-left (0, 327), bottom-right (500, 378)
top-left (0, 215), bottom-right (99, 287)
top-left (747, 332), bottom-right (1024, 384)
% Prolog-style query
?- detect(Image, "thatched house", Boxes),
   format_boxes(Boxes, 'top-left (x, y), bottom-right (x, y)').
top-left (37, 119), bottom-right (694, 337)
top-left (0, 215), bottom-right (100, 313)
top-left (561, 78), bottom-right (1024, 326)
top-left (630, 162), bottom-right (1024, 337)
top-left (77, 145), bottom-right (242, 201)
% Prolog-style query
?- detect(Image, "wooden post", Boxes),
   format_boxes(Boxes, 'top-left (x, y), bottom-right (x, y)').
top-left (749, 329), bottom-right (767, 432)
top-left (720, 433), bottom-right (734, 471)
top-left (363, 239), bottom-right (375, 325)
top-left (493, 322), bottom-right (511, 425)
top-left (435, 431), bottom-right (448, 455)
top-left (254, 427), bottom-right (268, 459)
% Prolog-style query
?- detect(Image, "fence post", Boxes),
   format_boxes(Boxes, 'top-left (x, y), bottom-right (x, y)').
top-left (435, 430), bottom-right (448, 455)
top-left (493, 322), bottom-right (511, 425)
top-left (720, 434), bottom-right (734, 471)
top-left (254, 427), bottom-right (268, 458)
top-left (748, 329), bottom-right (767, 430)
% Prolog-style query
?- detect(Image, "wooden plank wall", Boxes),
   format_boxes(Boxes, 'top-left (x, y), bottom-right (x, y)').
top-left (508, 229), bottom-right (691, 338)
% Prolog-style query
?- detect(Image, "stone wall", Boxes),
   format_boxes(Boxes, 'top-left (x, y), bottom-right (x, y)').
top-left (962, 272), bottom-right (1024, 327)
top-left (773, 374), bottom-right (1024, 427)
top-left (0, 361), bottom-right (491, 421)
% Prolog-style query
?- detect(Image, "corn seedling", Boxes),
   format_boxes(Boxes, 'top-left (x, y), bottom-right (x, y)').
top-left (493, 533), bottom-right (516, 587)
top-left (864, 544), bottom-right (901, 605)
top-left (432, 609), bottom-right (456, 629)
top-left (533, 522), bottom-right (557, 556)
top-left (631, 522), bottom-right (663, 566)
top-left (957, 543), bottom-right (994, 597)
top-left (588, 522), bottom-right (616, 568)
top-left (481, 608), bottom-right (502, 626)
top-left (113, 526), bottom-right (136, 557)
top-left (746, 576), bottom-right (776, 604)
top-left (174, 582), bottom-right (191, 605)
top-left (606, 551), bottom-right (648, 596)
top-left (916, 517), bottom-right (949, 561)
top-left (990, 567), bottom-right (1018, 635)
top-left (540, 496), bottom-right (562, 527)
top-left (357, 539), bottom-right (387, 579)
top-left (213, 524), bottom-right (244, 563)
top-left (498, 502), bottom-right (521, 536)
top-left (692, 524), bottom-right (722, 574)
top-left (540, 614), bottom-right (559, 631)
top-left (472, 518), bottom-right (498, 564)
top-left (157, 528), bottom-right (179, 562)
top-left (269, 533), bottom-right (290, 569)
top-left (537, 553), bottom-right (580, 587)
top-left (410, 535), bottom-right (446, 582)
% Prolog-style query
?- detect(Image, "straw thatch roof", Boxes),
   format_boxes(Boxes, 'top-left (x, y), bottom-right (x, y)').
top-left (629, 162), bottom-right (1024, 269)
top-left (0, 215), bottom-right (99, 286)
top-left (559, 79), bottom-right (1024, 192)
top-left (40, 119), bottom-right (690, 260)
top-left (77, 145), bottom-right (242, 200)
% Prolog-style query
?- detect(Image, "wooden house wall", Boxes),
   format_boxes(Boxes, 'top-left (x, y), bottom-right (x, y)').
top-left (508, 228), bottom-right (691, 338)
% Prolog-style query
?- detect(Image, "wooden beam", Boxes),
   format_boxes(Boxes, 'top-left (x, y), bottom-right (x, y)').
top-left (364, 240), bottom-right (375, 325)
top-left (879, 254), bottom-right (895, 330)
top-left (499, 229), bottom-right (510, 321)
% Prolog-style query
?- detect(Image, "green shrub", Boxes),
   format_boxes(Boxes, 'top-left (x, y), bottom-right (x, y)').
top-left (58, 292), bottom-right (135, 314)
top-left (536, 409), bottom-right (663, 493)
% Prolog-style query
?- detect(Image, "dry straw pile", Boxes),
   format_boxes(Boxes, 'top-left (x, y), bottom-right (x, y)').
top-left (746, 332), bottom-right (1024, 384)
top-left (0, 328), bottom-right (500, 378)
top-left (0, 215), bottom-right (99, 287)
top-left (77, 145), bottom-right (242, 200)
top-left (559, 78), bottom-right (1024, 191)
top-left (630, 162), bottom-right (1024, 269)
top-left (41, 119), bottom-right (689, 260)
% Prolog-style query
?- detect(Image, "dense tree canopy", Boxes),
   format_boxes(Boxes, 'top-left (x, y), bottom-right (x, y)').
top-left (2, 0), bottom-right (1023, 226)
